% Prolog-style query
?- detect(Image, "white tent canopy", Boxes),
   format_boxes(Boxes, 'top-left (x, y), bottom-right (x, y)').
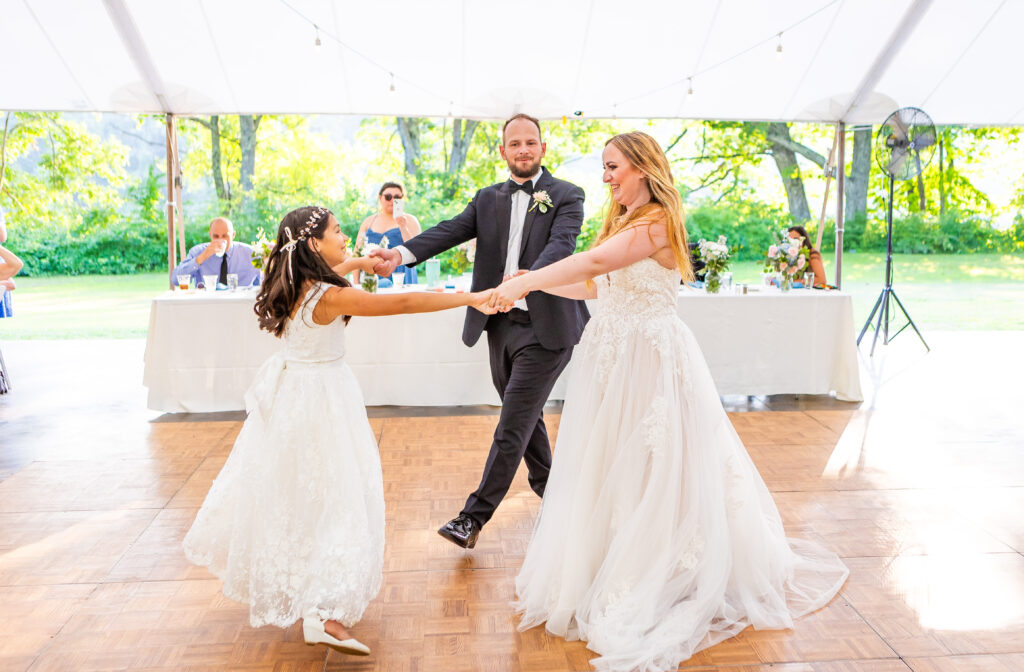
top-left (2, 0), bottom-right (1023, 125)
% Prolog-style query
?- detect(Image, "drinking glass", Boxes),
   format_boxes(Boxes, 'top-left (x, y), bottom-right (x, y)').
top-left (721, 272), bottom-right (733, 292)
top-left (176, 274), bottom-right (191, 291)
top-left (202, 274), bottom-right (217, 292)
top-left (392, 273), bottom-right (405, 290)
top-left (226, 273), bottom-right (239, 291)
top-left (425, 259), bottom-right (441, 287)
top-left (804, 272), bottom-right (815, 289)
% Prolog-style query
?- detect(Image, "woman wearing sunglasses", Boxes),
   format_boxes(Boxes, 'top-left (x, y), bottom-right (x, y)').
top-left (354, 182), bottom-right (421, 287)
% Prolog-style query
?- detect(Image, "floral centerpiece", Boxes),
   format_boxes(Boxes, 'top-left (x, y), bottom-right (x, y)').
top-left (450, 241), bottom-right (475, 276)
top-left (354, 235), bottom-right (390, 293)
top-left (250, 227), bottom-right (275, 273)
top-left (696, 235), bottom-right (731, 294)
top-left (764, 230), bottom-right (808, 291)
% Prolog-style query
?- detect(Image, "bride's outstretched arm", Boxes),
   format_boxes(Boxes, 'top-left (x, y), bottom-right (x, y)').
top-left (541, 281), bottom-right (597, 300)
top-left (493, 221), bottom-right (668, 306)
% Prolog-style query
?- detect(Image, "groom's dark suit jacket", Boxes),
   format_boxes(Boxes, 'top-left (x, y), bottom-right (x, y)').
top-left (403, 167), bottom-right (590, 351)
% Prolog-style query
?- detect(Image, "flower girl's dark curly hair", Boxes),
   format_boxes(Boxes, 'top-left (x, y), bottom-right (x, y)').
top-left (255, 206), bottom-right (351, 337)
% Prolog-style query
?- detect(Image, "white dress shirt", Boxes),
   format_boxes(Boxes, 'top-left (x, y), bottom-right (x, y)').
top-left (395, 171), bottom-right (541, 311)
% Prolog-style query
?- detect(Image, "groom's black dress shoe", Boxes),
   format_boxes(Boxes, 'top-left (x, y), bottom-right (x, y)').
top-left (438, 514), bottom-right (480, 549)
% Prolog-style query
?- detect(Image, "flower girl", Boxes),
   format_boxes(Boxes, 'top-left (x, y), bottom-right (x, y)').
top-left (184, 205), bottom-right (493, 656)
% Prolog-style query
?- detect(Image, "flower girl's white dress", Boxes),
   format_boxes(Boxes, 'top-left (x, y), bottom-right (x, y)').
top-left (184, 282), bottom-right (384, 628)
top-left (514, 259), bottom-right (849, 672)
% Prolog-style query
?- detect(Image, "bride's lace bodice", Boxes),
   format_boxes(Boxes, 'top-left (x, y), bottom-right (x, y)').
top-left (583, 258), bottom-right (685, 386)
top-left (282, 283), bottom-right (347, 363)
top-left (594, 257), bottom-right (681, 323)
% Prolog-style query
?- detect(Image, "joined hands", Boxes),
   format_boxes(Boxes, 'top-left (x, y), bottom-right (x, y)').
top-left (364, 248), bottom-right (529, 313)
top-left (488, 270), bottom-right (530, 312)
top-left (368, 248), bottom-right (401, 277)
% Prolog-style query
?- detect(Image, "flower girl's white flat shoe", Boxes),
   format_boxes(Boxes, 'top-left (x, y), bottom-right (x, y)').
top-left (302, 616), bottom-right (370, 656)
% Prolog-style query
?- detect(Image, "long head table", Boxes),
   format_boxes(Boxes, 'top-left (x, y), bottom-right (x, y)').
top-left (143, 286), bottom-right (862, 413)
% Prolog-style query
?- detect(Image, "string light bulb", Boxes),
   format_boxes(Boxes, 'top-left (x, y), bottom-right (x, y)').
top-left (389, 73), bottom-right (396, 92)
top-left (776, 32), bottom-right (783, 60)
top-left (687, 77), bottom-right (694, 102)
top-left (314, 25), bottom-right (322, 54)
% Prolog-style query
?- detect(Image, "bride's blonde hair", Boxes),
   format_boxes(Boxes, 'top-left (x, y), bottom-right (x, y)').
top-left (595, 131), bottom-right (693, 281)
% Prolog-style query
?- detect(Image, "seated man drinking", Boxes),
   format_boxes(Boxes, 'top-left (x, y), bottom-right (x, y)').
top-left (172, 217), bottom-right (261, 288)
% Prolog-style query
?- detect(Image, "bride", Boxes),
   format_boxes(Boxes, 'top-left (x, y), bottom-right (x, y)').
top-left (490, 132), bottom-right (849, 672)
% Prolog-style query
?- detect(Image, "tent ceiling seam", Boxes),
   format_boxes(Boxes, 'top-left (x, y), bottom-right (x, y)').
top-left (276, 0), bottom-right (471, 115)
top-left (460, 0), bottom-right (467, 111)
top-left (102, 0), bottom-right (172, 113)
top-left (674, 0), bottom-right (722, 117)
top-left (198, 0), bottom-right (240, 112)
top-left (780, 0), bottom-right (845, 120)
top-left (20, 0), bottom-right (97, 110)
top-left (329, 1), bottom-right (354, 113)
top-left (839, 0), bottom-right (933, 122)
top-left (920, 0), bottom-right (1007, 110)
top-left (568, 0), bottom-right (596, 114)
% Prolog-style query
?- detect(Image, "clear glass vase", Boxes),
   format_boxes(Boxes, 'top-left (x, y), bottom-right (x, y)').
top-left (780, 272), bottom-right (793, 292)
top-left (361, 274), bottom-right (378, 293)
top-left (704, 270), bottom-right (721, 294)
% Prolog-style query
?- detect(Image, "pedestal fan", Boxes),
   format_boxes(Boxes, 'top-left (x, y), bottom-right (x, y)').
top-left (857, 106), bottom-right (935, 355)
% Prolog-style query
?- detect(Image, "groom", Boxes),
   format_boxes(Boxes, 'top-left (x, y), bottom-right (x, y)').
top-left (371, 114), bottom-right (589, 549)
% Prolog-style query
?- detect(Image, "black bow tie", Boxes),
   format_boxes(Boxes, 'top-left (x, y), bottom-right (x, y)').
top-left (508, 180), bottom-right (534, 195)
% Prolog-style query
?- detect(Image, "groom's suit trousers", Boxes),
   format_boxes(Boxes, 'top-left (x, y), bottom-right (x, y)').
top-left (461, 310), bottom-right (572, 526)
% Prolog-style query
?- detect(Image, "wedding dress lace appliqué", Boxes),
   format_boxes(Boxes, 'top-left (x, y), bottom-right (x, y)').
top-left (183, 283), bottom-right (385, 628)
top-left (513, 258), bottom-right (849, 672)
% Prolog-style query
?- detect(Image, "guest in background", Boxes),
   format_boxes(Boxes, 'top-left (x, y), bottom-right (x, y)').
top-left (788, 225), bottom-right (827, 287)
top-left (354, 183), bottom-right (421, 288)
top-left (0, 238), bottom-right (24, 319)
top-left (171, 217), bottom-right (261, 288)
top-left (0, 244), bottom-right (22, 283)
top-left (0, 216), bottom-right (22, 392)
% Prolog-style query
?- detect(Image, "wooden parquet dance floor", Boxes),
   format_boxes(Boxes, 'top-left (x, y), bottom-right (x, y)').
top-left (1, 334), bottom-right (1023, 671)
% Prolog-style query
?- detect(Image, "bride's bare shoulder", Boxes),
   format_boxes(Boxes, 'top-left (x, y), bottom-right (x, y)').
top-left (631, 207), bottom-right (675, 269)
top-left (649, 247), bottom-right (677, 271)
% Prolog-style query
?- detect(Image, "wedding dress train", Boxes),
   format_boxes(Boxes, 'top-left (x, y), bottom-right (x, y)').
top-left (514, 259), bottom-right (848, 672)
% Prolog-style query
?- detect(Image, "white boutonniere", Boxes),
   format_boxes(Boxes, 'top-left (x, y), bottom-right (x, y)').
top-left (529, 190), bottom-right (553, 214)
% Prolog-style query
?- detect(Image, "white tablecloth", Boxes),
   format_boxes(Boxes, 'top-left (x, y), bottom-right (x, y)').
top-left (143, 287), bottom-right (861, 413)
top-left (674, 289), bottom-right (862, 401)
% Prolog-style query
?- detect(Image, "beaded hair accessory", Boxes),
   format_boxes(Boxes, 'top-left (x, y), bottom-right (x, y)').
top-left (278, 206), bottom-right (328, 281)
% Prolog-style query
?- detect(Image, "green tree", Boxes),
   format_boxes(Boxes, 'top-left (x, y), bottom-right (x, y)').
top-left (181, 114), bottom-right (264, 222)
top-left (0, 111), bottom-right (131, 273)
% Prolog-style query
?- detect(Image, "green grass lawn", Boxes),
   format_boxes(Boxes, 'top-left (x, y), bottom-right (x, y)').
top-left (1, 253), bottom-right (1022, 339)
top-left (728, 252), bottom-right (1024, 332)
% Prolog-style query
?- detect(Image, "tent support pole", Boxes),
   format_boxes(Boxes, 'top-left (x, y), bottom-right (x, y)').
top-left (165, 113), bottom-right (178, 278)
top-left (835, 122), bottom-right (846, 290)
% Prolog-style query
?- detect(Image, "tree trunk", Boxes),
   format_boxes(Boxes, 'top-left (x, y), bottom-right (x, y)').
top-left (396, 118), bottom-right (421, 175)
top-left (239, 114), bottom-right (261, 193)
top-left (0, 112), bottom-right (11, 196)
top-left (938, 130), bottom-right (946, 216)
top-left (198, 115), bottom-right (228, 204)
top-left (844, 126), bottom-right (871, 222)
top-left (766, 123), bottom-right (811, 222)
top-left (916, 170), bottom-right (926, 210)
top-left (447, 119), bottom-right (480, 176)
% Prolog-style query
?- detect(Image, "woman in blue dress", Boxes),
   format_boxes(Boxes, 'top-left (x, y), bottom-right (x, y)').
top-left (355, 182), bottom-right (420, 288)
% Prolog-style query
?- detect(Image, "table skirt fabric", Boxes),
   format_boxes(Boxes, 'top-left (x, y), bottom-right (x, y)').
top-left (143, 288), bottom-right (862, 413)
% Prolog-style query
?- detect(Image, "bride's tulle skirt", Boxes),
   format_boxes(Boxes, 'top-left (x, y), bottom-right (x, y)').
top-left (183, 356), bottom-right (385, 628)
top-left (514, 314), bottom-right (849, 672)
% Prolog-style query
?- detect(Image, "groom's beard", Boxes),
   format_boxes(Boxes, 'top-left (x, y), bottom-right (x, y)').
top-left (507, 156), bottom-right (541, 179)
